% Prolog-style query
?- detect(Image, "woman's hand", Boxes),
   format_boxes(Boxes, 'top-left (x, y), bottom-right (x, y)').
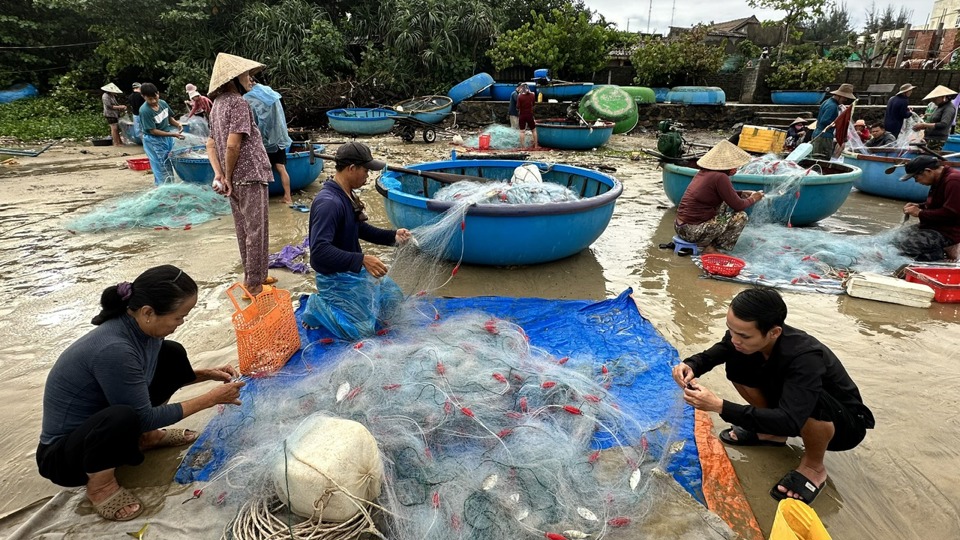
top-left (395, 228), bottom-right (413, 244)
top-left (213, 173), bottom-right (232, 197)
top-left (196, 365), bottom-right (239, 383)
top-left (206, 380), bottom-right (245, 407)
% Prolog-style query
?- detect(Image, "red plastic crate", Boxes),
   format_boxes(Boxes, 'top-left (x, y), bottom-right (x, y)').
top-left (127, 158), bottom-right (151, 171)
top-left (904, 267), bottom-right (960, 303)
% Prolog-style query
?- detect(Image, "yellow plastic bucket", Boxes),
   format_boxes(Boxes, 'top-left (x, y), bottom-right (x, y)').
top-left (770, 499), bottom-right (831, 540)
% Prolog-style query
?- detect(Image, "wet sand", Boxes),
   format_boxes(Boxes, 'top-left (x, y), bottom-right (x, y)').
top-left (0, 135), bottom-right (958, 538)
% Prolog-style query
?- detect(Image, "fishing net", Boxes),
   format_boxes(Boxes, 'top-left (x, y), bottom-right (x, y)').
top-left (693, 154), bottom-right (914, 288)
top-left (64, 183), bottom-right (231, 232)
top-left (196, 306), bottom-right (688, 540)
top-left (464, 125), bottom-right (522, 149)
top-left (432, 180), bottom-right (580, 204)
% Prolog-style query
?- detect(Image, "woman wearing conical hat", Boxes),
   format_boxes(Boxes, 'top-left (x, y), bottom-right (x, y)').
top-left (784, 116), bottom-right (811, 151)
top-left (100, 83), bottom-right (127, 146)
top-left (912, 85), bottom-right (958, 152)
top-left (675, 140), bottom-right (763, 254)
top-left (206, 53), bottom-right (276, 295)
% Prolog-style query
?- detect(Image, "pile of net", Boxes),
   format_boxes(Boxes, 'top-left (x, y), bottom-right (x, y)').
top-left (694, 154), bottom-right (914, 288)
top-left (433, 180), bottom-right (580, 205)
top-left (197, 306), bottom-right (687, 540)
top-left (463, 125), bottom-right (522, 150)
top-left (64, 183), bottom-right (230, 232)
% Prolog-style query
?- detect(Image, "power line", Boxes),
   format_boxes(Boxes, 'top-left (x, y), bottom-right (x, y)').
top-left (0, 41), bottom-right (101, 50)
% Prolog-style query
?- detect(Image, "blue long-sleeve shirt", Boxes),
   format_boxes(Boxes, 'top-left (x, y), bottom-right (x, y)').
top-left (884, 94), bottom-right (912, 137)
top-left (309, 180), bottom-right (397, 274)
top-left (813, 97), bottom-right (839, 138)
top-left (40, 315), bottom-right (183, 445)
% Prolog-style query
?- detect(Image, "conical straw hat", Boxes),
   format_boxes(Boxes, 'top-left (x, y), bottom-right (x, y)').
top-left (923, 85), bottom-right (957, 100)
top-left (790, 117), bottom-right (808, 126)
top-left (697, 140), bottom-right (752, 171)
top-left (100, 83), bottom-right (122, 94)
top-left (208, 53), bottom-right (265, 96)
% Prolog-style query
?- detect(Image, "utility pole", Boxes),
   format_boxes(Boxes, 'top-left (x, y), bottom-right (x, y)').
top-left (647, 0), bottom-right (653, 34)
top-left (671, 0), bottom-right (676, 28)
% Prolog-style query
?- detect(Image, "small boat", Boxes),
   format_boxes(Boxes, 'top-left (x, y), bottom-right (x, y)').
top-left (944, 134), bottom-right (960, 154)
top-left (771, 90), bottom-right (826, 105)
top-left (842, 150), bottom-right (933, 202)
top-left (653, 87), bottom-right (670, 103)
top-left (447, 73), bottom-right (494, 105)
top-left (326, 108), bottom-right (398, 136)
top-left (666, 86), bottom-right (726, 105)
top-left (620, 86), bottom-right (656, 105)
top-left (490, 83), bottom-right (516, 101)
top-left (578, 85), bottom-right (638, 134)
top-left (394, 95), bottom-right (453, 125)
top-left (169, 143), bottom-right (325, 196)
top-left (376, 159), bottom-right (622, 265)
top-left (536, 119), bottom-right (615, 150)
top-left (661, 158), bottom-right (861, 226)
top-left (537, 82), bottom-right (594, 101)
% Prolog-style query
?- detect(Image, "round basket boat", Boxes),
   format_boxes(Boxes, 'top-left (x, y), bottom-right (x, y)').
top-left (538, 82), bottom-right (594, 101)
top-left (376, 160), bottom-right (622, 265)
top-left (666, 86), bottom-right (726, 105)
top-left (536, 119), bottom-right (615, 150)
top-left (842, 149), bottom-right (934, 202)
top-left (661, 158), bottom-right (861, 226)
top-left (579, 86), bottom-right (638, 134)
top-left (170, 143), bottom-right (325, 196)
top-left (770, 90), bottom-right (826, 105)
top-left (394, 95), bottom-right (453, 125)
top-left (326, 108), bottom-right (398, 136)
top-left (448, 73), bottom-right (494, 105)
top-left (945, 134), bottom-right (960, 154)
top-left (620, 86), bottom-right (656, 105)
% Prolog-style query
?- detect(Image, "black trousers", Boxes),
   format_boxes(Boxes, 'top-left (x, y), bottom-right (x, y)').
top-left (36, 341), bottom-right (196, 487)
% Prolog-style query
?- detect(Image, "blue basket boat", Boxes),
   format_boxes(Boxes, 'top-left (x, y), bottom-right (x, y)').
top-left (666, 86), bottom-right (726, 105)
top-left (771, 90), bottom-right (826, 105)
top-left (394, 95), bottom-right (453, 125)
top-left (661, 158), bottom-right (860, 226)
top-left (944, 134), bottom-right (960, 154)
top-left (490, 83), bottom-right (516, 101)
top-left (536, 119), bottom-right (615, 150)
top-left (169, 143), bottom-right (325, 196)
top-left (538, 82), bottom-right (594, 101)
top-left (448, 73), bottom-right (494, 105)
top-left (326, 108), bottom-right (398, 136)
top-left (376, 160), bottom-right (622, 265)
top-left (653, 87), bottom-right (670, 103)
top-left (842, 150), bottom-right (933, 203)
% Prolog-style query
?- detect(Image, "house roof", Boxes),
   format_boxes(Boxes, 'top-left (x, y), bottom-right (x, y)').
top-left (706, 16), bottom-right (760, 35)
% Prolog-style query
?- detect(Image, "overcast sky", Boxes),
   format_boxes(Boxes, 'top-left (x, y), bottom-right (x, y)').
top-left (583, 0), bottom-right (938, 35)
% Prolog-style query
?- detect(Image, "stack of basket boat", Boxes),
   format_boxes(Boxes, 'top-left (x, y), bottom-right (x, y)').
top-left (578, 85), bottom-right (639, 134)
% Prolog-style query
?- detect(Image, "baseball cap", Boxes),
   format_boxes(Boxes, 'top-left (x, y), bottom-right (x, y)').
top-left (335, 142), bottom-right (386, 171)
top-left (899, 155), bottom-right (940, 181)
top-left (132, 82), bottom-right (141, 89)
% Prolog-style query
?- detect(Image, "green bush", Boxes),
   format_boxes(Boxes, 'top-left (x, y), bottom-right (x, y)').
top-left (766, 58), bottom-right (843, 90)
top-left (0, 96), bottom-right (105, 141)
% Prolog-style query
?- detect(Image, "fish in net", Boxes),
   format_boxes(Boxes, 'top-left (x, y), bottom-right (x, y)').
top-left (200, 308), bottom-right (688, 540)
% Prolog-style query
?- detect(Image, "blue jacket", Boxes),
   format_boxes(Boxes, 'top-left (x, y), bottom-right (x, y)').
top-left (884, 94), bottom-right (912, 137)
top-left (309, 180), bottom-right (397, 274)
top-left (813, 97), bottom-right (839, 138)
top-left (243, 84), bottom-right (292, 153)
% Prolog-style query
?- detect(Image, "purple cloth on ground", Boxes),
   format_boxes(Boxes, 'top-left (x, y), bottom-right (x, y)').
top-left (268, 238), bottom-right (311, 274)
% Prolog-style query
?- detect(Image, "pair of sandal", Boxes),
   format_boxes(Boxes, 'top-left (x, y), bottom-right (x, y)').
top-left (719, 426), bottom-right (826, 504)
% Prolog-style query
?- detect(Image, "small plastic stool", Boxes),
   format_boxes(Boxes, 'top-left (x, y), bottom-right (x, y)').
top-left (672, 235), bottom-right (700, 256)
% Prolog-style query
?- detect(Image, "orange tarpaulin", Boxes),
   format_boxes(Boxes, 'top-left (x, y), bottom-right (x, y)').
top-left (695, 409), bottom-right (765, 540)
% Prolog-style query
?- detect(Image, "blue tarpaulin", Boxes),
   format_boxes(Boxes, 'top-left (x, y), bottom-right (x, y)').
top-left (175, 289), bottom-right (703, 501)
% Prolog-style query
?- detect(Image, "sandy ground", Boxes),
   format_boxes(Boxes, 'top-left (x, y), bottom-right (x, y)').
top-left (0, 130), bottom-right (958, 539)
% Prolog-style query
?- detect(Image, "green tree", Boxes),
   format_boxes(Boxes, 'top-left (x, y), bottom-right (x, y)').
top-left (486, 5), bottom-right (612, 79)
top-left (802, 2), bottom-right (852, 46)
top-left (630, 26), bottom-right (725, 86)
top-left (863, 3), bottom-right (910, 34)
top-left (747, 0), bottom-right (829, 57)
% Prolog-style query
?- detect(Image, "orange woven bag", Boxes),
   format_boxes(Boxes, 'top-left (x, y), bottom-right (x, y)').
top-left (226, 283), bottom-right (301, 375)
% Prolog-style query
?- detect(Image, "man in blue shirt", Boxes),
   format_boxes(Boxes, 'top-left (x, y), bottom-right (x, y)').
top-left (884, 83), bottom-right (914, 137)
top-left (508, 83), bottom-right (521, 129)
top-left (811, 83), bottom-right (856, 160)
top-left (304, 143), bottom-right (412, 338)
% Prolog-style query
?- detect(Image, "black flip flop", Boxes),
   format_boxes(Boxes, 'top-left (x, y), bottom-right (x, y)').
top-left (718, 426), bottom-right (786, 447)
top-left (769, 469), bottom-right (826, 504)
